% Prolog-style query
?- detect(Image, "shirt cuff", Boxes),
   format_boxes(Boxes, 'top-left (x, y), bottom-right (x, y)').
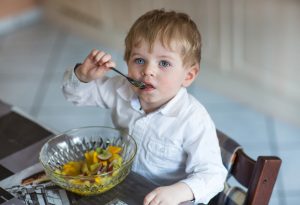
top-left (63, 67), bottom-right (93, 90)
top-left (180, 176), bottom-right (223, 204)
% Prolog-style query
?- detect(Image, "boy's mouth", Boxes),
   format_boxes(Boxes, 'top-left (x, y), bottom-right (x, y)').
top-left (143, 82), bottom-right (155, 90)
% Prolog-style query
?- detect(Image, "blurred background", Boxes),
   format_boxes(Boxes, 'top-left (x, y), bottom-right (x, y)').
top-left (0, 0), bottom-right (299, 204)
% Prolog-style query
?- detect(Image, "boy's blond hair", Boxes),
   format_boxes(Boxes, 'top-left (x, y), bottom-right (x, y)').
top-left (124, 9), bottom-right (202, 67)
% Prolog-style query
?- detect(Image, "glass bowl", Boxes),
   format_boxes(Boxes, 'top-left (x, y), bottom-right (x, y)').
top-left (39, 126), bottom-right (137, 196)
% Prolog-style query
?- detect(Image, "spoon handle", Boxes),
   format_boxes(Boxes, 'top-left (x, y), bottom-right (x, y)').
top-left (110, 67), bottom-right (128, 78)
top-left (110, 67), bottom-right (146, 89)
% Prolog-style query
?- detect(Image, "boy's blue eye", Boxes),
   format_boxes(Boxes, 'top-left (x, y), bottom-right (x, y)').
top-left (159, 60), bottom-right (170, 68)
top-left (134, 58), bottom-right (145, 64)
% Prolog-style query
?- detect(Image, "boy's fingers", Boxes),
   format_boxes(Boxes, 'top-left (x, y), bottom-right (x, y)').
top-left (94, 51), bottom-right (109, 65)
top-left (92, 66), bottom-right (109, 79)
top-left (94, 51), bottom-right (106, 63)
top-left (85, 49), bottom-right (115, 74)
top-left (104, 61), bottom-right (116, 68)
top-left (144, 192), bottom-right (156, 205)
top-left (88, 49), bottom-right (99, 59)
top-left (87, 49), bottom-right (102, 63)
top-left (101, 54), bottom-right (112, 64)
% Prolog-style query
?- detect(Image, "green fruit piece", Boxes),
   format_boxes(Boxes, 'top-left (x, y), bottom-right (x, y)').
top-left (98, 150), bottom-right (112, 160)
top-left (96, 147), bottom-right (103, 154)
top-left (90, 162), bottom-right (100, 172)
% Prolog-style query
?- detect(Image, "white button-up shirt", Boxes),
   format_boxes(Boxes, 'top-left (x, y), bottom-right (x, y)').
top-left (62, 69), bottom-right (227, 204)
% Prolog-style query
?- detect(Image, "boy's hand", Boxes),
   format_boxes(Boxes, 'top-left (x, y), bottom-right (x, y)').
top-left (143, 182), bottom-right (194, 205)
top-left (75, 49), bottom-right (116, 83)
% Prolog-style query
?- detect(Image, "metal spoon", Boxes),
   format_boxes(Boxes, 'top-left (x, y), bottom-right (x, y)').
top-left (110, 67), bottom-right (146, 89)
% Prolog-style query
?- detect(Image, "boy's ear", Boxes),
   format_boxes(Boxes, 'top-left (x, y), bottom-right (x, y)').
top-left (182, 64), bottom-right (200, 87)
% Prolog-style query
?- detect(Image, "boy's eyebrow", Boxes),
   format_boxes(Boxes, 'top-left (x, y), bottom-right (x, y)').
top-left (130, 47), bottom-right (178, 61)
top-left (155, 53), bottom-right (178, 62)
top-left (130, 52), bottom-right (142, 57)
top-left (130, 54), bottom-right (176, 62)
top-left (158, 55), bottom-right (175, 59)
top-left (130, 52), bottom-right (176, 59)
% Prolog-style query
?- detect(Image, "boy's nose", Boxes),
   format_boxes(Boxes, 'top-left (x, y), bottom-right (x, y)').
top-left (142, 63), bottom-right (155, 77)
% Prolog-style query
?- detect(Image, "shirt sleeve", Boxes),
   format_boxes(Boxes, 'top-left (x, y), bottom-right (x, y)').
top-left (61, 68), bottom-right (121, 108)
top-left (180, 114), bottom-right (227, 204)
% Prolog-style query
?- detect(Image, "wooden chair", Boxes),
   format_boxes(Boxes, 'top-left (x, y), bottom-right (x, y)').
top-left (208, 130), bottom-right (282, 205)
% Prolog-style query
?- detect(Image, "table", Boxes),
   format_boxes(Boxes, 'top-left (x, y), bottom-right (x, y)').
top-left (0, 100), bottom-right (193, 205)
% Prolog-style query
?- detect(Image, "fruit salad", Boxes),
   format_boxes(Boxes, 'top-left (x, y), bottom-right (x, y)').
top-left (55, 145), bottom-right (123, 186)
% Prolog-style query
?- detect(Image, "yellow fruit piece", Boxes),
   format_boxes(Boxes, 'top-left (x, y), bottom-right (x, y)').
top-left (112, 169), bottom-right (120, 177)
top-left (109, 153), bottom-right (121, 162)
top-left (69, 179), bottom-right (84, 185)
top-left (55, 169), bottom-right (62, 174)
top-left (93, 151), bottom-right (98, 163)
top-left (62, 161), bottom-right (81, 176)
top-left (84, 152), bottom-right (91, 163)
top-left (81, 162), bottom-right (90, 175)
top-left (94, 176), bottom-right (102, 184)
top-left (108, 146), bottom-right (122, 154)
top-left (85, 151), bottom-right (95, 165)
top-left (102, 161), bottom-right (108, 167)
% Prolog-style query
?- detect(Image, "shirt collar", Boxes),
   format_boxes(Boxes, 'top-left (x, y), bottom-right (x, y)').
top-left (116, 82), bottom-right (142, 112)
top-left (116, 81), bottom-right (134, 101)
top-left (116, 83), bottom-right (187, 116)
top-left (159, 87), bottom-right (187, 117)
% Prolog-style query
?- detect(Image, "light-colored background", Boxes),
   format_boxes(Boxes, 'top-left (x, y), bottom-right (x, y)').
top-left (0, 1), bottom-right (299, 204)
top-left (43, 0), bottom-right (300, 127)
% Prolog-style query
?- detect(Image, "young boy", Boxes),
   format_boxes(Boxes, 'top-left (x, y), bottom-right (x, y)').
top-left (62, 9), bottom-right (227, 205)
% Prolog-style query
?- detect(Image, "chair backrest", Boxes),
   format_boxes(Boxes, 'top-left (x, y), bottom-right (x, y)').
top-left (211, 130), bottom-right (282, 205)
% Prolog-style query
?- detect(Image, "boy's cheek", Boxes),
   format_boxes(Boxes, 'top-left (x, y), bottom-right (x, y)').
top-left (128, 68), bottom-right (140, 78)
top-left (127, 66), bottom-right (133, 76)
top-left (127, 70), bottom-right (135, 78)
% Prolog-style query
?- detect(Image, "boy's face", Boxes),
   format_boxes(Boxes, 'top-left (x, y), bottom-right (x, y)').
top-left (127, 39), bottom-right (198, 113)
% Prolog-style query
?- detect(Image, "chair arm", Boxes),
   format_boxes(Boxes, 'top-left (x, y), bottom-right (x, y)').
top-left (246, 156), bottom-right (282, 205)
